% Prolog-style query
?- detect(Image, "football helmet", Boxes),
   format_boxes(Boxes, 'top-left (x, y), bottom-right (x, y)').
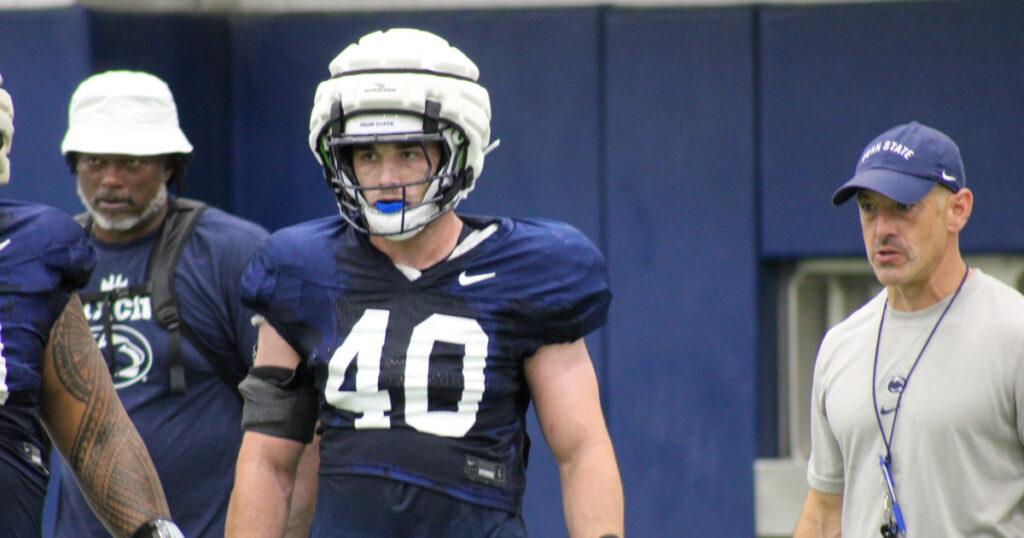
top-left (309, 28), bottom-right (498, 240)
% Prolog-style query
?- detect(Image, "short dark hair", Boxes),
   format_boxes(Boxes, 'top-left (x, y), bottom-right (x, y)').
top-left (65, 152), bottom-right (194, 190)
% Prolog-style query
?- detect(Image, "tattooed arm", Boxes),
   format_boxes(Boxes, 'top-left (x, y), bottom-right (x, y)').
top-left (39, 293), bottom-right (173, 538)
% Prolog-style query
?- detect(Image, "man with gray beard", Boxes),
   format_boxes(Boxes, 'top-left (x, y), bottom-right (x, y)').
top-left (49, 70), bottom-right (282, 538)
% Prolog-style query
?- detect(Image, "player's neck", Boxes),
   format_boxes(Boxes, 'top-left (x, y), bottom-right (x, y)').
top-left (370, 212), bottom-right (463, 271)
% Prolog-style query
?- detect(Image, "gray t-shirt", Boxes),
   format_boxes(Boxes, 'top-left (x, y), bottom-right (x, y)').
top-left (808, 269), bottom-right (1024, 536)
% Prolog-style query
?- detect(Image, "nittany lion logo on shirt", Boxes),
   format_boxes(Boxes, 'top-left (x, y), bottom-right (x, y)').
top-left (82, 273), bottom-right (156, 389)
top-left (90, 324), bottom-right (155, 388)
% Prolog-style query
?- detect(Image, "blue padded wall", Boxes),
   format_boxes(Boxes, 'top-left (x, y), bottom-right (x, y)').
top-left (87, 12), bottom-right (232, 210)
top-left (0, 8), bottom-right (92, 213)
top-left (604, 8), bottom-right (757, 536)
top-left (760, 0), bottom-right (1024, 258)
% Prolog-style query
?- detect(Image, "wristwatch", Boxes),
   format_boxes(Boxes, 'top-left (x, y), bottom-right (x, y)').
top-left (131, 518), bottom-right (185, 538)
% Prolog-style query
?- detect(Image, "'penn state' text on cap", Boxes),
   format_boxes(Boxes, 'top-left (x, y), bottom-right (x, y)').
top-left (832, 121), bottom-right (965, 206)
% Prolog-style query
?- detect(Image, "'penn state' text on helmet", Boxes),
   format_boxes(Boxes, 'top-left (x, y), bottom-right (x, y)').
top-left (308, 28), bottom-right (499, 240)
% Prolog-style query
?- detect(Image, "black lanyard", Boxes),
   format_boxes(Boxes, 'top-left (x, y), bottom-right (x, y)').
top-left (871, 265), bottom-right (970, 463)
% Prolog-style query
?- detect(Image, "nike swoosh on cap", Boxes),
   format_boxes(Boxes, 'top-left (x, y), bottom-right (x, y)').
top-left (0, 238), bottom-right (10, 252)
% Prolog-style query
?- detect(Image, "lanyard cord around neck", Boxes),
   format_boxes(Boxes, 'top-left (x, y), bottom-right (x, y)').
top-left (871, 265), bottom-right (970, 463)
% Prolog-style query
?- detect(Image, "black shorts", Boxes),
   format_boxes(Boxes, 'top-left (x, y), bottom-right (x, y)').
top-left (312, 474), bottom-right (528, 537)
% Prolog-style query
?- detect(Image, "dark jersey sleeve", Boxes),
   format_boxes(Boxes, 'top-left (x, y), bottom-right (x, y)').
top-left (528, 220), bottom-right (611, 344)
top-left (239, 218), bottom-right (335, 357)
top-left (0, 200), bottom-right (96, 421)
top-left (479, 217), bottom-right (611, 349)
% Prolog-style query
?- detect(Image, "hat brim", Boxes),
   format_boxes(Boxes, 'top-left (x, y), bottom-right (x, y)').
top-left (61, 126), bottom-right (193, 156)
top-left (831, 168), bottom-right (936, 206)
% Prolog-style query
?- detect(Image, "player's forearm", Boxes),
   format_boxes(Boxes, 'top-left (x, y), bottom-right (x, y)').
top-left (69, 415), bottom-right (173, 537)
top-left (225, 475), bottom-right (291, 538)
top-left (559, 441), bottom-right (624, 538)
top-left (41, 296), bottom-right (171, 537)
top-left (226, 435), bottom-right (302, 538)
top-left (283, 438), bottom-right (320, 538)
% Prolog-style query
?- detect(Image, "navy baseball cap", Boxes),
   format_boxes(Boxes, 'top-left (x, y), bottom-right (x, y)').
top-left (832, 121), bottom-right (966, 205)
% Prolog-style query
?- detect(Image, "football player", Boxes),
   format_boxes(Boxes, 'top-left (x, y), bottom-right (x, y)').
top-left (0, 72), bottom-right (184, 537)
top-left (226, 28), bottom-right (624, 537)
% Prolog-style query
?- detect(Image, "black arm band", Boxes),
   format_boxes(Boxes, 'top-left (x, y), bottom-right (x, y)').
top-left (239, 366), bottom-right (319, 443)
top-left (131, 518), bottom-right (184, 538)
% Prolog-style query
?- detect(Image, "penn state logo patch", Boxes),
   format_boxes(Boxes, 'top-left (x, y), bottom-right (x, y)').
top-left (91, 324), bottom-right (155, 388)
top-left (886, 375), bottom-right (907, 394)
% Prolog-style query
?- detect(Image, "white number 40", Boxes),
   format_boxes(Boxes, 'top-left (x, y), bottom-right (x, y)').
top-left (324, 309), bottom-right (488, 438)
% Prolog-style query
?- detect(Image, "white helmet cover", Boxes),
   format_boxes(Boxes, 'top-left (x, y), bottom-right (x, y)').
top-left (308, 28), bottom-right (496, 239)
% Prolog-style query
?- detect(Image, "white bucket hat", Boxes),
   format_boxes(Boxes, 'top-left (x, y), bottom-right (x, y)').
top-left (61, 70), bottom-right (193, 156)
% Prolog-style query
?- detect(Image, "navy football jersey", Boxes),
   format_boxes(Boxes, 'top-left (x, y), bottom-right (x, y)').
top-left (52, 203), bottom-right (267, 538)
top-left (0, 200), bottom-right (95, 534)
top-left (241, 214), bottom-right (611, 517)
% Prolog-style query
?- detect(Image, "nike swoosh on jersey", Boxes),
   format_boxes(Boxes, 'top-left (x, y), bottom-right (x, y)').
top-left (880, 406), bottom-right (897, 415)
top-left (0, 238), bottom-right (10, 252)
top-left (458, 270), bottom-right (496, 286)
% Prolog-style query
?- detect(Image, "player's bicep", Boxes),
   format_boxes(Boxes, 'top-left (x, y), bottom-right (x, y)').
top-left (524, 338), bottom-right (607, 461)
top-left (254, 321), bottom-right (302, 369)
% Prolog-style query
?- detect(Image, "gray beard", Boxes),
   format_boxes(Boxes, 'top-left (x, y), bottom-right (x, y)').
top-left (77, 182), bottom-right (168, 232)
